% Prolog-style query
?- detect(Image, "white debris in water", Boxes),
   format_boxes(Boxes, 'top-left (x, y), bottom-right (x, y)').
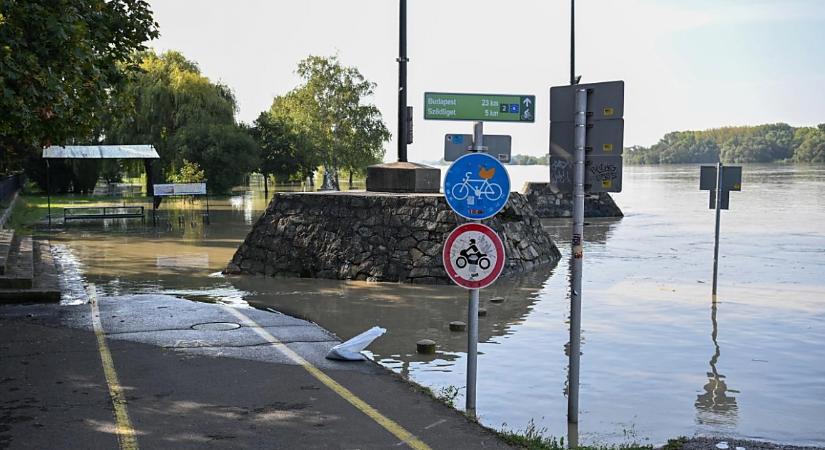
top-left (716, 442), bottom-right (729, 450)
top-left (736, 447), bottom-right (746, 450)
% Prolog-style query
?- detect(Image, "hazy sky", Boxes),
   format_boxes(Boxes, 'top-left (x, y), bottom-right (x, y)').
top-left (148, 0), bottom-right (825, 162)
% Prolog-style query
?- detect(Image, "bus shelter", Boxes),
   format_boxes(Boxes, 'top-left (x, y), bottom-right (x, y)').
top-left (42, 145), bottom-right (160, 226)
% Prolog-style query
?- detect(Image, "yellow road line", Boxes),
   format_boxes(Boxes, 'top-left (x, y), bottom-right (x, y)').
top-left (223, 307), bottom-right (432, 450)
top-left (88, 284), bottom-right (139, 450)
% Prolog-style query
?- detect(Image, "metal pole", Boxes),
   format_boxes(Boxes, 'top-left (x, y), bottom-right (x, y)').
top-left (712, 162), bottom-right (723, 297)
top-left (570, 0), bottom-right (576, 85)
top-left (46, 160), bottom-right (51, 228)
top-left (567, 88), bottom-right (587, 447)
top-left (397, 0), bottom-right (408, 162)
top-left (466, 120), bottom-right (484, 417)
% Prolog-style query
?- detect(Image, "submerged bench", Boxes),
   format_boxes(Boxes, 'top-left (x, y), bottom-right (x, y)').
top-left (63, 206), bottom-right (145, 222)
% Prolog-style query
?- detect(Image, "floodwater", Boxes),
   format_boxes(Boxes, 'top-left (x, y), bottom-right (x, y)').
top-left (43, 165), bottom-right (825, 446)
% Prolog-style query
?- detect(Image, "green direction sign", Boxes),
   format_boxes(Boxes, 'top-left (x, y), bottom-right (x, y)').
top-left (424, 92), bottom-right (535, 123)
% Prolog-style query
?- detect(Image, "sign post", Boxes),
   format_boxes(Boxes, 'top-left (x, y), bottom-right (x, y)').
top-left (700, 164), bottom-right (742, 296)
top-left (549, 81), bottom-right (624, 446)
top-left (433, 91), bottom-right (526, 417)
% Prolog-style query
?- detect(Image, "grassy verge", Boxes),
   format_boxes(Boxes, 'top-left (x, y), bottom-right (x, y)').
top-left (491, 419), bottom-right (687, 450)
top-left (5, 194), bottom-right (150, 231)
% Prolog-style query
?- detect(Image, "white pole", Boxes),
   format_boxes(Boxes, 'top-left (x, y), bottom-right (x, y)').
top-left (567, 88), bottom-right (587, 447)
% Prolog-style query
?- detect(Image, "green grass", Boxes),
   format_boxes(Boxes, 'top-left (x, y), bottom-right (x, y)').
top-left (6, 194), bottom-right (150, 231)
top-left (494, 419), bottom-right (658, 450)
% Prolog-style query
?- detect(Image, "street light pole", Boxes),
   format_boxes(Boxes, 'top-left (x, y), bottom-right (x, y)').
top-left (397, 0), bottom-right (409, 162)
top-left (570, 0), bottom-right (576, 85)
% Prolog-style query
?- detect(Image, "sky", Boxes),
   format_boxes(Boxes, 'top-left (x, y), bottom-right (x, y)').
top-left (148, 0), bottom-right (825, 163)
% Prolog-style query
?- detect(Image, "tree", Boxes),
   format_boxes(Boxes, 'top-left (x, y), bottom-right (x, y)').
top-left (273, 55), bottom-right (389, 190)
top-left (171, 123), bottom-right (258, 193)
top-left (0, 0), bottom-right (158, 173)
top-left (251, 111), bottom-right (316, 194)
top-left (794, 125), bottom-right (825, 163)
top-left (102, 51), bottom-right (257, 193)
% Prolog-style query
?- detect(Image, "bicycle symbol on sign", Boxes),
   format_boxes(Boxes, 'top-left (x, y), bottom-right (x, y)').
top-left (450, 166), bottom-right (504, 202)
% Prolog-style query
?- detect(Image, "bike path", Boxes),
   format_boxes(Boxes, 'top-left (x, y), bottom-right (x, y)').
top-left (0, 294), bottom-right (515, 449)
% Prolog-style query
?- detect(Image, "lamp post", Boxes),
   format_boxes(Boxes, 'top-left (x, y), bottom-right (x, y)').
top-left (397, 0), bottom-right (408, 162)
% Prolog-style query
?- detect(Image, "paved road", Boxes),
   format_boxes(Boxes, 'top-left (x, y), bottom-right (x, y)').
top-left (0, 293), bottom-right (515, 449)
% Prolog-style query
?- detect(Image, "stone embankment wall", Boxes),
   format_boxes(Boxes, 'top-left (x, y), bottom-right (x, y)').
top-left (522, 182), bottom-right (623, 218)
top-left (225, 192), bottom-right (561, 284)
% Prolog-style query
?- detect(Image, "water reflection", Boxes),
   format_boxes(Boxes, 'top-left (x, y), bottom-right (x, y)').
top-left (228, 263), bottom-right (558, 367)
top-left (695, 297), bottom-right (739, 427)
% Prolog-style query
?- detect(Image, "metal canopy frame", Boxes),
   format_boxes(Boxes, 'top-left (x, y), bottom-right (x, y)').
top-left (41, 145), bottom-right (160, 227)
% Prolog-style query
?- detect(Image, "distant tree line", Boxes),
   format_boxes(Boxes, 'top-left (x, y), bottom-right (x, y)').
top-left (0, 2), bottom-right (389, 193)
top-left (626, 123), bottom-right (825, 165)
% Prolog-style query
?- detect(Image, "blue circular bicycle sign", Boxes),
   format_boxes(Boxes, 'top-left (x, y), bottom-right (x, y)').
top-left (444, 152), bottom-right (510, 220)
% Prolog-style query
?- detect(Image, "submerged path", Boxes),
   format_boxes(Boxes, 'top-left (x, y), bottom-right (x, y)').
top-left (0, 291), bottom-right (514, 449)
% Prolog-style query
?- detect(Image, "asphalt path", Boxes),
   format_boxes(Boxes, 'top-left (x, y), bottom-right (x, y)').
top-left (0, 293), bottom-right (515, 450)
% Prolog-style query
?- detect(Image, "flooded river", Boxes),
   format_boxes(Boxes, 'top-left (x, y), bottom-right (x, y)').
top-left (42, 165), bottom-right (825, 446)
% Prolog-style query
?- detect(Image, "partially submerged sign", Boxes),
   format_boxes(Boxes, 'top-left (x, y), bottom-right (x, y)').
top-left (442, 223), bottom-right (506, 290)
top-left (700, 165), bottom-right (741, 210)
top-left (444, 134), bottom-right (511, 162)
top-left (153, 183), bottom-right (207, 196)
top-left (424, 92), bottom-right (536, 122)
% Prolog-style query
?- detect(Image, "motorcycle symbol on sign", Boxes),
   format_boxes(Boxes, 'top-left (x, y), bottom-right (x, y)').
top-left (455, 239), bottom-right (491, 271)
top-left (450, 166), bottom-right (504, 202)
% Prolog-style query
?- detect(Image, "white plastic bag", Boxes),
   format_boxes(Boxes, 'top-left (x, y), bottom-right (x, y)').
top-left (326, 326), bottom-right (387, 361)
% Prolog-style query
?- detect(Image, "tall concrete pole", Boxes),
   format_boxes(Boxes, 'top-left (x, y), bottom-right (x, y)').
top-left (397, 0), bottom-right (408, 162)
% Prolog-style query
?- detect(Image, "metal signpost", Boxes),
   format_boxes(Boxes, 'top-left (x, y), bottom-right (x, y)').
top-left (444, 134), bottom-right (512, 163)
top-left (700, 163), bottom-right (742, 296)
top-left (429, 90), bottom-right (530, 416)
top-left (548, 80), bottom-right (624, 440)
top-left (424, 92), bottom-right (536, 122)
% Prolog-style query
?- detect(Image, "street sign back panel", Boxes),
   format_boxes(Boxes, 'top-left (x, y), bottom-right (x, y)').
top-left (549, 154), bottom-right (623, 193)
top-left (425, 92), bottom-right (536, 122)
top-left (445, 134), bottom-right (511, 162)
top-left (550, 81), bottom-right (625, 122)
top-left (444, 152), bottom-right (511, 220)
top-left (700, 166), bottom-right (742, 191)
top-left (442, 223), bottom-right (506, 290)
top-left (550, 120), bottom-right (624, 157)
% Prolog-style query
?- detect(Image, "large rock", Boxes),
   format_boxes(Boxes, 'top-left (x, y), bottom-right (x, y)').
top-left (224, 191), bottom-right (561, 284)
top-left (522, 182), bottom-right (623, 218)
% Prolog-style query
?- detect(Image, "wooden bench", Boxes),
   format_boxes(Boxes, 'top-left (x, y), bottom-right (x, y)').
top-left (63, 206), bottom-right (145, 223)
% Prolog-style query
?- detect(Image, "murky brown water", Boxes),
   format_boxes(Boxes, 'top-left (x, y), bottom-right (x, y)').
top-left (43, 165), bottom-right (825, 446)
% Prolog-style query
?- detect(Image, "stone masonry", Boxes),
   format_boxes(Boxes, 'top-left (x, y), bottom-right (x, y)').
top-left (225, 191), bottom-right (561, 284)
top-left (522, 182), bottom-right (623, 218)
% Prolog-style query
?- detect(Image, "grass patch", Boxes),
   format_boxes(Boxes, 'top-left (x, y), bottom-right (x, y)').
top-left (661, 437), bottom-right (688, 450)
top-left (495, 419), bottom-right (655, 450)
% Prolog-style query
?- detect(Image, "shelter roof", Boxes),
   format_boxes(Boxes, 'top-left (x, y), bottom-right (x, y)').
top-left (42, 145), bottom-right (159, 159)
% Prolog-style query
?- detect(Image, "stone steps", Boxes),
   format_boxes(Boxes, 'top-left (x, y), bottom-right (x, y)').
top-left (0, 234), bottom-right (61, 304)
top-left (0, 235), bottom-right (33, 289)
top-left (0, 229), bottom-right (13, 275)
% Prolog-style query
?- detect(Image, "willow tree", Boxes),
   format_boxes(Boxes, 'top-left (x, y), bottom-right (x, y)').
top-left (265, 55), bottom-right (389, 191)
top-left (103, 51), bottom-right (257, 192)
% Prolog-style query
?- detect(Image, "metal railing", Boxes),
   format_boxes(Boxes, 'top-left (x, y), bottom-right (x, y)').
top-left (63, 206), bottom-right (145, 222)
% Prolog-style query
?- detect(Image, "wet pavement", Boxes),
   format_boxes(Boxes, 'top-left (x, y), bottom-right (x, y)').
top-left (0, 292), bottom-right (514, 449)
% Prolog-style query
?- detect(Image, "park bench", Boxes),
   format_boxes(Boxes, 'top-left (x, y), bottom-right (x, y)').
top-left (63, 206), bottom-right (145, 223)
